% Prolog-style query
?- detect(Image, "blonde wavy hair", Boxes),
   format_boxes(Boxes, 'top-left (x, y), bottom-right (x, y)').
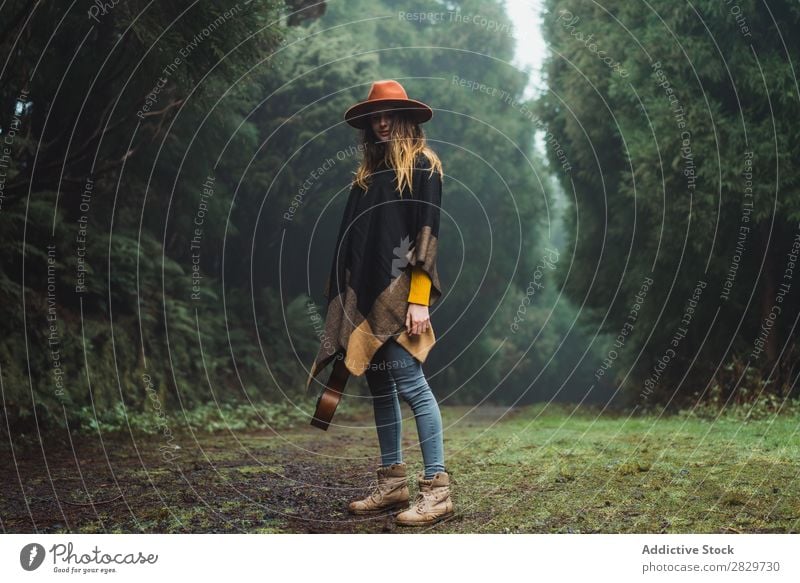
top-left (352, 109), bottom-right (442, 196)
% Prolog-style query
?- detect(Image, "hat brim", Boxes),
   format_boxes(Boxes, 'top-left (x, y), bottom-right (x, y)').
top-left (344, 98), bottom-right (433, 129)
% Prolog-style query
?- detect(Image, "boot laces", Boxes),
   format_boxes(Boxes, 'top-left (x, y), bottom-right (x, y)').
top-left (414, 489), bottom-right (437, 511)
top-left (366, 478), bottom-right (397, 502)
top-left (364, 479), bottom-right (381, 502)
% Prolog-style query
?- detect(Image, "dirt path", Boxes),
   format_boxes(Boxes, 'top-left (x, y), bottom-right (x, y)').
top-left (0, 405), bottom-right (520, 534)
top-left (3, 404), bottom-right (797, 534)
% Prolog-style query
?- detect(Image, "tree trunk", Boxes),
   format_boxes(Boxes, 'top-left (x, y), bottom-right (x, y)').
top-left (759, 220), bottom-right (778, 363)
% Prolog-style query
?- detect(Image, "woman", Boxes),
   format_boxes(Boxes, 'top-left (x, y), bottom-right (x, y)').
top-left (306, 80), bottom-right (454, 526)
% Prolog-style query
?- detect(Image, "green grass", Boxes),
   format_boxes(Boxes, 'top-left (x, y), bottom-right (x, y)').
top-left (431, 404), bottom-right (800, 533)
top-left (3, 401), bottom-right (799, 533)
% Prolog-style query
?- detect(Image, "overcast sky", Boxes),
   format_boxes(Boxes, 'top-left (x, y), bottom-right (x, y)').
top-left (503, 0), bottom-right (549, 157)
top-left (505, 0), bottom-right (547, 99)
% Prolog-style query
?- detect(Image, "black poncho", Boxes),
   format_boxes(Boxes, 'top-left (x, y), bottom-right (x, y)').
top-left (306, 152), bottom-right (443, 392)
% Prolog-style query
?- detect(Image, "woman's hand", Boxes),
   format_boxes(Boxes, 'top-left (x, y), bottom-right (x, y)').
top-left (405, 302), bottom-right (430, 335)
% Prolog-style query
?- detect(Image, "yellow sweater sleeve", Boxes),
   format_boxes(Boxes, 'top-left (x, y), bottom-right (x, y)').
top-left (408, 266), bottom-right (432, 305)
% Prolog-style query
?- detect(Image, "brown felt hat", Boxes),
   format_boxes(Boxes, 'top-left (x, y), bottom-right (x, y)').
top-left (344, 79), bottom-right (433, 129)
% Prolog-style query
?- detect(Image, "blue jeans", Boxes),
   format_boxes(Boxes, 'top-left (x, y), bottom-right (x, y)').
top-left (365, 337), bottom-right (445, 479)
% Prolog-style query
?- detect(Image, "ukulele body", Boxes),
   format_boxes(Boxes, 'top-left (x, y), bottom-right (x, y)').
top-left (310, 355), bottom-right (350, 430)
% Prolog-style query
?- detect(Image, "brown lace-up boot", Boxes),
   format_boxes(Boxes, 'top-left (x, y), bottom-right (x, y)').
top-left (395, 470), bottom-right (455, 526)
top-left (347, 462), bottom-right (410, 515)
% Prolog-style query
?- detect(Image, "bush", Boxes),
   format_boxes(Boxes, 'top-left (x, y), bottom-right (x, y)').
top-left (73, 397), bottom-right (322, 436)
top-left (678, 383), bottom-right (800, 421)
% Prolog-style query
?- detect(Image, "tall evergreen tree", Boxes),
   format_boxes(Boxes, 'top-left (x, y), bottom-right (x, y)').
top-left (538, 0), bottom-right (800, 407)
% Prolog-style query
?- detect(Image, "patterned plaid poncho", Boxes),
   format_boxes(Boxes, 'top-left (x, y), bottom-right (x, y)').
top-left (305, 152), bottom-right (444, 392)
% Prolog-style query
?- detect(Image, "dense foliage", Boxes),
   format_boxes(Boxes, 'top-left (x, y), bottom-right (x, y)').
top-left (2, 0), bottom-right (584, 434)
top-left (537, 0), bottom-right (800, 407)
top-left (6, 0), bottom-right (794, 434)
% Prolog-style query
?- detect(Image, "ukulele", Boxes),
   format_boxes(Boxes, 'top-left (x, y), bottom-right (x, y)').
top-left (310, 354), bottom-right (350, 430)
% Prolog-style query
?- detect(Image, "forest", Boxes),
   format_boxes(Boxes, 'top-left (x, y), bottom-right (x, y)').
top-left (1, 0), bottom-right (798, 435)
